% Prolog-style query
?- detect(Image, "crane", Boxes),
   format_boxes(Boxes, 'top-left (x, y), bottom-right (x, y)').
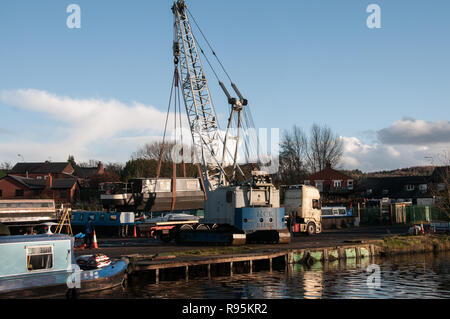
top-left (170, 0), bottom-right (290, 244)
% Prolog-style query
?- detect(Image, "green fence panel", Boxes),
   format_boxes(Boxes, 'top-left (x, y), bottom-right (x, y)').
top-left (355, 205), bottom-right (448, 225)
top-left (430, 207), bottom-right (450, 222)
top-left (359, 207), bottom-right (382, 226)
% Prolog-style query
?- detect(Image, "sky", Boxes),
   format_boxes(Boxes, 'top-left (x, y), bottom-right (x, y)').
top-left (0, 0), bottom-right (449, 172)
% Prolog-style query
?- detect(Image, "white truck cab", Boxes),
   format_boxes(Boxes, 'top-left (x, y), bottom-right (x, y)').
top-left (282, 185), bottom-right (322, 235)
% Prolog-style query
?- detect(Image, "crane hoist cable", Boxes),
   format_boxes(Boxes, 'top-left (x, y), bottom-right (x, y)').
top-left (181, 24), bottom-right (248, 181)
top-left (186, 7), bottom-right (233, 83)
top-left (156, 65), bottom-right (193, 211)
top-left (175, 1), bottom-right (261, 185)
top-left (186, 7), bottom-right (264, 172)
top-left (156, 71), bottom-right (176, 179)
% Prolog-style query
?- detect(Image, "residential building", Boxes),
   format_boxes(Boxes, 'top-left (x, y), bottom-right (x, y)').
top-left (304, 162), bottom-right (355, 193)
top-left (73, 162), bottom-right (104, 187)
top-left (357, 173), bottom-right (440, 206)
top-left (0, 174), bottom-right (80, 204)
top-left (10, 162), bottom-right (75, 179)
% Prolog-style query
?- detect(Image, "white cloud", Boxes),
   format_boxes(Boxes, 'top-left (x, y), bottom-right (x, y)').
top-left (339, 118), bottom-right (450, 171)
top-left (341, 136), bottom-right (450, 172)
top-left (0, 89), bottom-right (179, 163)
top-left (377, 118), bottom-right (450, 145)
top-left (2, 91), bottom-right (449, 173)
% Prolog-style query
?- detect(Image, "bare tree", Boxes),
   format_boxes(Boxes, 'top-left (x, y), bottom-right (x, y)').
top-left (278, 125), bottom-right (309, 185)
top-left (132, 141), bottom-right (176, 161)
top-left (104, 162), bottom-right (124, 177)
top-left (306, 123), bottom-right (343, 173)
top-left (132, 141), bottom-right (195, 164)
top-left (77, 160), bottom-right (101, 168)
top-left (0, 162), bottom-right (11, 178)
top-left (0, 162), bottom-right (11, 170)
top-left (430, 152), bottom-right (450, 218)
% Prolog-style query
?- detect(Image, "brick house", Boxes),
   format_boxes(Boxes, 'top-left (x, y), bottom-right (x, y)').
top-left (73, 162), bottom-right (104, 187)
top-left (304, 162), bottom-right (355, 193)
top-left (10, 162), bottom-right (75, 179)
top-left (10, 160), bottom-right (104, 184)
top-left (0, 174), bottom-right (80, 204)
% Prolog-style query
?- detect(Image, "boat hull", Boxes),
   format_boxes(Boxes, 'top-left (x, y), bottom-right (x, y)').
top-left (77, 260), bottom-right (128, 295)
top-left (102, 191), bottom-right (205, 212)
top-left (0, 260), bottom-right (128, 299)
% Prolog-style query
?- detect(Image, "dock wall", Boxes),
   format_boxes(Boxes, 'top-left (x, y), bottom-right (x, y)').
top-left (126, 235), bottom-right (449, 283)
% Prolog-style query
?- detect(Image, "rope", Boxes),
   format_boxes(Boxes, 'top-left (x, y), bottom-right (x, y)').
top-left (186, 7), bottom-right (233, 83)
top-left (176, 67), bottom-right (187, 177)
top-left (156, 71), bottom-right (176, 179)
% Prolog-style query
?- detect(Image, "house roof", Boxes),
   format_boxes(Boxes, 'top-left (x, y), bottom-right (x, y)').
top-left (430, 166), bottom-right (449, 183)
top-left (359, 175), bottom-right (431, 199)
top-left (10, 162), bottom-right (74, 175)
top-left (51, 178), bottom-right (78, 189)
top-left (73, 166), bottom-right (99, 179)
top-left (7, 175), bottom-right (46, 189)
top-left (305, 166), bottom-right (353, 182)
top-left (3, 175), bottom-right (77, 190)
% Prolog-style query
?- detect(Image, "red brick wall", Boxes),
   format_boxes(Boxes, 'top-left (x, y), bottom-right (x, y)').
top-left (0, 177), bottom-right (41, 199)
top-left (0, 176), bottom-right (79, 204)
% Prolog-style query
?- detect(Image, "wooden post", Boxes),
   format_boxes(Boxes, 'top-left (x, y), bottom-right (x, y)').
top-left (155, 268), bottom-right (159, 284)
top-left (207, 264), bottom-right (211, 279)
top-left (249, 260), bottom-right (253, 274)
top-left (356, 247), bottom-right (361, 260)
top-left (389, 204), bottom-right (393, 224)
top-left (230, 262), bottom-right (233, 276)
top-left (380, 201), bottom-right (383, 223)
top-left (357, 202), bottom-right (361, 226)
top-left (269, 258), bottom-right (272, 272)
top-left (185, 266), bottom-right (189, 281)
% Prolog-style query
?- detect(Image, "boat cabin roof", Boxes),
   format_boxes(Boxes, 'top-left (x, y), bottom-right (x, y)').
top-left (0, 234), bottom-right (71, 244)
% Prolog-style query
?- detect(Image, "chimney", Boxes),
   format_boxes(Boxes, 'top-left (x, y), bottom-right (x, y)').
top-left (98, 161), bottom-right (104, 174)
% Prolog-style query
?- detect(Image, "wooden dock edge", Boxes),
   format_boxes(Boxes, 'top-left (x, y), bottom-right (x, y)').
top-left (126, 240), bottom-right (386, 278)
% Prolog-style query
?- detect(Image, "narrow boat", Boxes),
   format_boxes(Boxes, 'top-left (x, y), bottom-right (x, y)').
top-left (0, 234), bottom-right (128, 298)
top-left (70, 211), bottom-right (135, 237)
top-left (100, 177), bottom-right (205, 212)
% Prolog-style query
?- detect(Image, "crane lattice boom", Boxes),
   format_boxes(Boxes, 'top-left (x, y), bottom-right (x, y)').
top-left (172, 1), bottom-right (223, 191)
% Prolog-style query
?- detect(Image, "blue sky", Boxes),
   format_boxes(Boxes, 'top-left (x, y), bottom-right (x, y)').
top-left (0, 0), bottom-right (449, 171)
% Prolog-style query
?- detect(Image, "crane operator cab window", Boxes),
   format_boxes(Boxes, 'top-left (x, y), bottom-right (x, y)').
top-left (312, 199), bottom-right (321, 210)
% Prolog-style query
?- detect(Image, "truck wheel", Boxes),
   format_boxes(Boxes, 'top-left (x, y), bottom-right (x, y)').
top-left (196, 224), bottom-right (210, 231)
top-left (307, 222), bottom-right (316, 236)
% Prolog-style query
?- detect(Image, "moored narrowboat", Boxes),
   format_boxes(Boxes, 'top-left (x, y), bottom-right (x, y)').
top-left (0, 234), bottom-right (128, 298)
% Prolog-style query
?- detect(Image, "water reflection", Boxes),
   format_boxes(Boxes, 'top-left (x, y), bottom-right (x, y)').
top-left (82, 252), bottom-right (450, 299)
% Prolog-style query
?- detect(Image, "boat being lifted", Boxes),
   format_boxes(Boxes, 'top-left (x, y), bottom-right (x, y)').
top-left (100, 177), bottom-right (205, 212)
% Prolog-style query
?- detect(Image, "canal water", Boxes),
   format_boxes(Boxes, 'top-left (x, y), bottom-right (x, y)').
top-left (84, 252), bottom-right (450, 299)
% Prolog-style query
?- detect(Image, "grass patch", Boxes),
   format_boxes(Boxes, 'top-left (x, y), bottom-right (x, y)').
top-left (379, 234), bottom-right (450, 256)
top-left (154, 245), bottom-right (255, 258)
